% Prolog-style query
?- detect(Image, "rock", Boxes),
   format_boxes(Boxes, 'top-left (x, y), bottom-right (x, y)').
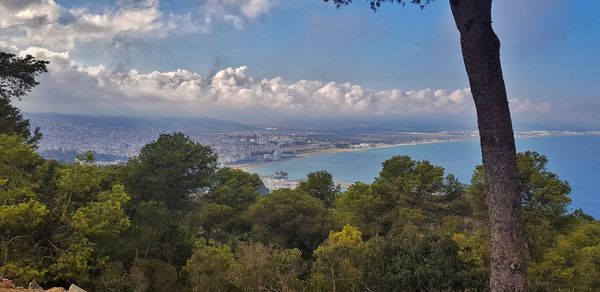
top-left (45, 287), bottom-right (67, 292)
top-left (0, 278), bottom-right (15, 288)
top-left (67, 284), bottom-right (86, 292)
top-left (29, 280), bottom-right (43, 290)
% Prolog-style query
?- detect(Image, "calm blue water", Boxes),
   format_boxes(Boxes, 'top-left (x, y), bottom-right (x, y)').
top-left (248, 135), bottom-right (600, 218)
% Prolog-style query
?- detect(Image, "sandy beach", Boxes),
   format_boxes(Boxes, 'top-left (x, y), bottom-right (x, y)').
top-left (230, 137), bottom-right (478, 171)
top-left (229, 132), bottom-right (600, 172)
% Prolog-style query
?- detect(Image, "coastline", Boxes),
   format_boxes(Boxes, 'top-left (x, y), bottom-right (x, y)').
top-left (230, 132), bottom-right (600, 172)
top-left (230, 137), bottom-right (478, 171)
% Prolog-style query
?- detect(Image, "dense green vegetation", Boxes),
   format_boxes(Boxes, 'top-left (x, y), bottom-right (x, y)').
top-left (1, 132), bottom-right (599, 291)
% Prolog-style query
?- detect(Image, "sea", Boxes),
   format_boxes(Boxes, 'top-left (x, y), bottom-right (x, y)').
top-left (247, 135), bottom-right (600, 218)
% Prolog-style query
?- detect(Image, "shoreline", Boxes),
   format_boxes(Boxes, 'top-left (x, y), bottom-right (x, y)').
top-left (230, 137), bottom-right (478, 171)
top-left (230, 132), bottom-right (600, 172)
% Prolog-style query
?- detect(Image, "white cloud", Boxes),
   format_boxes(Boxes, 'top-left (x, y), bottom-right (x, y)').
top-left (201, 0), bottom-right (274, 30)
top-left (0, 0), bottom-right (274, 50)
top-left (6, 45), bottom-right (551, 120)
top-left (509, 97), bottom-right (552, 114)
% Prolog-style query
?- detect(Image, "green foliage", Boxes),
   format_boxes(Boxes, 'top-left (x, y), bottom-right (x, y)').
top-left (529, 220), bottom-right (600, 291)
top-left (247, 189), bottom-right (333, 254)
top-left (469, 151), bottom-right (573, 260)
top-left (126, 199), bottom-right (190, 267)
top-left (334, 182), bottom-right (384, 237)
top-left (207, 167), bottom-right (263, 210)
top-left (0, 98), bottom-right (42, 146)
top-left (123, 132), bottom-right (217, 210)
top-left (71, 184), bottom-right (131, 237)
top-left (452, 231), bottom-right (490, 276)
top-left (0, 135), bottom-right (48, 284)
top-left (518, 151), bottom-right (571, 212)
top-left (362, 235), bottom-right (487, 291)
top-left (0, 134), bottom-right (44, 199)
top-left (50, 236), bottom-right (95, 283)
top-left (297, 170), bottom-right (341, 207)
top-left (194, 203), bottom-right (236, 243)
top-left (55, 160), bottom-right (109, 212)
top-left (184, 243), bottom-right (236, 292)
top-left (375, 155), bottom-right (446, 207)
top-left (91, 261), bottom-right (130, 292)
top-left (337, 155), bottom-right (473, 238)
top-left (0, 52), bottom-right (48, 146)
top-left (229, 243), bottom-right (303, 292)
top-left (0, 135), bottom-right (134, 288)
top-left (75, 150), bottom-right (96, 165)
top-left (0, 52), bottom-right (49, 100)
top-left (0, 199), bottom-right (48, 229)
top-left (310, 225), bottom-right (365, 292)
top-left (467, 165), bottom-right (488, 221)
top-left (518, 151), bottom-right (572, 260)
top-left (130, 259), bottom-right (179, 292)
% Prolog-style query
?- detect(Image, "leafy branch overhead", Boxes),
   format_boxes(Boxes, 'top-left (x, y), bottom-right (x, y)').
top-left (0, 52), bottom-right (48, 101)
top-left (0, 52), bottom-right (48, 146)
top-left (324, 0), bottom-right (433, 10)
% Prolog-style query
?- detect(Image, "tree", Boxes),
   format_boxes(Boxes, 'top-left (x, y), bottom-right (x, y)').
top-left (297, 170), bottom-right (341, 207)
top-left (246, 189), bottom-right (333, 255)
top-left (0, 134), bottom-right (48, 284)
top-left (0, 137), bottom-right (136, 288)
top-left (207, 167), bottom-right (264, 210)
top-left (123, 132), bottom-right (217, 210)
top-left (70, 184), bottom-right (131, 237)
top-left (334, 183), bottom-right (385, 237)
top-left (55, 155), bottom-right (111, 213)
top-left (184, 243), bottom-right (236, 292)
top-left (374, 155), bottom-right (446, 208)
top-left (362, 234), bottom-right (486, 291)
top-left (368, 155), bottom-right (471, 236)
top-left (469, 151), bottom-right (573, 261)
top-left (130, 259), bottom-right (179, 292)
top-left (323, 1), bottom-right (526, 289)
top-left (194, 203), bottom-right (236, 243)
top-left (125, 200), bottom-right (190, 266)
top-left (310, 225), bottom-right (366, 292)
top-left (0, 52), bottom-right (48, 146)
top-left (528, 220), bottom-right (600, 290)
top-left (229, 243), bottom-right (302, 292)
top-left (91, 261), bottom-right (130, 292)
top-left (517, 151), bottom-right (571, 261)
top-left (119, 133), bottom-right (217, 268)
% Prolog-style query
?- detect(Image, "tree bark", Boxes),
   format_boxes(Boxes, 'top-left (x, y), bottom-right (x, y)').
top-left (449, 0), bottom-right (526, 291)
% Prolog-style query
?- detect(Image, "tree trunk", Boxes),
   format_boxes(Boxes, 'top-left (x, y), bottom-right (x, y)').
top-left (449, 0), bottom-right (526, 291)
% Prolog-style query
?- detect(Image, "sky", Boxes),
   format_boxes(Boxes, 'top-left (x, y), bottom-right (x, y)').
top-left (1, 0), bottom-right (599, 129)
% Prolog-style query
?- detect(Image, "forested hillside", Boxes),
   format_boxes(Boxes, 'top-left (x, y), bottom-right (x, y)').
top-left (1, 132), bottom-right (598, 291)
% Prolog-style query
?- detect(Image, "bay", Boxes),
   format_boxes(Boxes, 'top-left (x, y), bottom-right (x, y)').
top-left (247, 135), bottom-right (600, 218)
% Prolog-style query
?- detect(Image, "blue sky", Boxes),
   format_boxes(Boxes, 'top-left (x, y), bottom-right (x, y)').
top-left (1, 0), bottom-right (599, 129)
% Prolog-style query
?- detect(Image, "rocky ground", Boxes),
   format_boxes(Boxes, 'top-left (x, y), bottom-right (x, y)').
top-left (0, 280), bottom-right (86, 292)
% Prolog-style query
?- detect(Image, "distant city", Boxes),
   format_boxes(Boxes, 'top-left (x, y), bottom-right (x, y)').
top-left (28, 113), bottom-right (600, 166)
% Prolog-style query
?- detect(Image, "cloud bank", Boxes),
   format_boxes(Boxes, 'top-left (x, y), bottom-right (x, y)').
top-left (0, 0), bottom-right (274, 50)
top-left (2, 44), bottom-right (552, 122)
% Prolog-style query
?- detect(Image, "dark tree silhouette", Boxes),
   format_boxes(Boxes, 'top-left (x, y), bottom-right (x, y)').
top-left (0, 52), bottom-right (48, 146)
top-left (323, 0), bottom-right (526, 290)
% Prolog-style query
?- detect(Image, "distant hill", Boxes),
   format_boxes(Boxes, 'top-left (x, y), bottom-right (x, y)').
top-left (26, 112), bottom-right (257, 132)
top-left (24, 113), bottom-right (260, 164)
